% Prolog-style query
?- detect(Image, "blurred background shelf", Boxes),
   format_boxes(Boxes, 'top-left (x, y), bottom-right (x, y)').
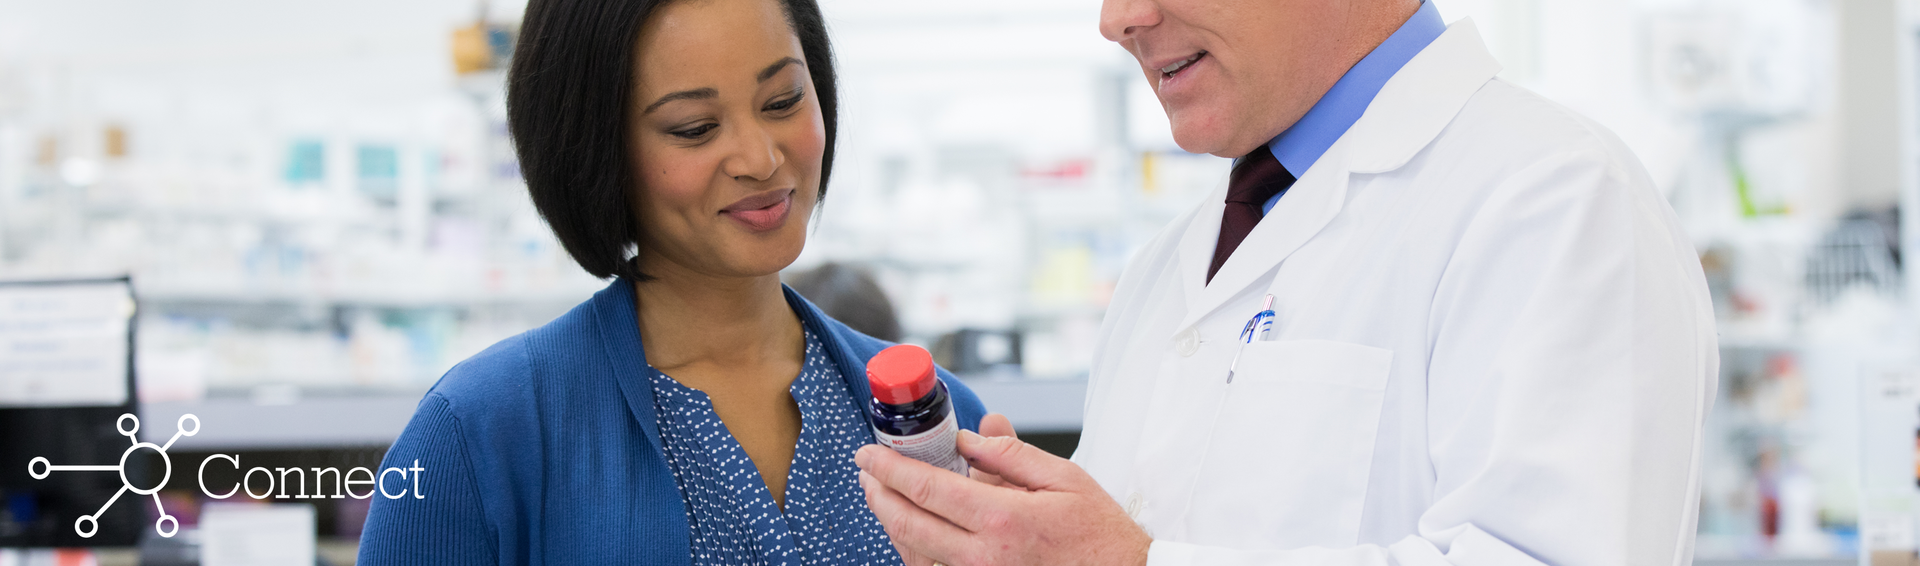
top-left (952, 377), bottom-right (1087, 434)
top-left (141, 390), bottom-right (424, 451)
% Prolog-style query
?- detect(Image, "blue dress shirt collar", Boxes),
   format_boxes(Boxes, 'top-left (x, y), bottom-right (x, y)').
top-left (1262, 0), bottom-right (1447, 214)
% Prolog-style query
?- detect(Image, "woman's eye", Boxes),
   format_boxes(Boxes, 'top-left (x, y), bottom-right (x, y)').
top-left (765, 93), bottom-right (803, 112)
top-left (670, 123), bottom-right (717, 139)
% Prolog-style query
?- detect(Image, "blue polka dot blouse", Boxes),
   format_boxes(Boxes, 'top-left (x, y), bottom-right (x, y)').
top-left (647, 327), bottom-right (901, 566)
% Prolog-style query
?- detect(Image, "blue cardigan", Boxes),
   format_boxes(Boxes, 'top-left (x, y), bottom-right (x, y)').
top-left (356, 280), bottom-right (986, 565)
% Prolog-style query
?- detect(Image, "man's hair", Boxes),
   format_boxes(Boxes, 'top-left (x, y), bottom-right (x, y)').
top-left (507, 0), bottom-right (839, 281)
top-left (786, 263), bottom-right (903, 342)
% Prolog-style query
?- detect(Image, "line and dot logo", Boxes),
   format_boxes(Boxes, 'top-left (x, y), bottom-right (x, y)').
top-left (27, 413), bottom-right (429, 539)
top-left (27, 413), bottom-right (200, 538)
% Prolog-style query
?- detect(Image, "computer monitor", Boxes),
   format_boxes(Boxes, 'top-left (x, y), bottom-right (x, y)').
top-left (0, 277), bottom-right (145, 547)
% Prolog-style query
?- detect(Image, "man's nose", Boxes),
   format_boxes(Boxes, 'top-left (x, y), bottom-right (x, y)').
top-left (1099, 0), bottom-right (1159, 43)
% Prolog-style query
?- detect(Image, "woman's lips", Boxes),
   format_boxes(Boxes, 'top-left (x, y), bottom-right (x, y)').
top-left (720, 189), bottom-right (795, 232)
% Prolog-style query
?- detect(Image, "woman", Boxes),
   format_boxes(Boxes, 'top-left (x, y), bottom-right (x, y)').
top-left (355, 0), bottom-right (987, 563)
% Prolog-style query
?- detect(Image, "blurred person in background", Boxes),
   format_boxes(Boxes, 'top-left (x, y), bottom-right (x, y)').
top-left (786, 262), bottom-right (903, 343)
top-left (856, 0), bottom-right (1718, 564)
top-left (355, 0), bottom-right (987, 563)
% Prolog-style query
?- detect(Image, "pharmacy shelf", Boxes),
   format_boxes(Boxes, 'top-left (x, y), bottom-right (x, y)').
top-left (960, 377), bottom-right (1087, 433)
top-left (141, 393), bottom-right (425, 451)
top-left (137, 378), bottom-right (1087, 450)
top-left (135, 282), bottom-right (604, 308)
top-left (1716, 330), bottom-right (1802, 351)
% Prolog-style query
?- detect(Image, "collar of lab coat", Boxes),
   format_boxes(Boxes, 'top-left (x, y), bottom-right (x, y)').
top-left (1173, 20), bottom-right (1503, 332)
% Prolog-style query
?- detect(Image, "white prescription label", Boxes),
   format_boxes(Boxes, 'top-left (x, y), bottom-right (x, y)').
top-left (873, 415), bottom-right (969, 475)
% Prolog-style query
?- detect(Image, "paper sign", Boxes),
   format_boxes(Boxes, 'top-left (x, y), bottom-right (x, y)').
top-left (200, 503), bottom-right (316, 566)
top-left (0, 281), bottom-right (133, 407)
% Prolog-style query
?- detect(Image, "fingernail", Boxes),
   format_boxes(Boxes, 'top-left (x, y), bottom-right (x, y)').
top-left (855, 445), bottom-right (876, 468)
top-left (956, 429), bottom-right (982, 447)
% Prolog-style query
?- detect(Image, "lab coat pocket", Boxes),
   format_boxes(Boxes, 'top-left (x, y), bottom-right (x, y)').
top-left (1186, 340), bottom-right (1393, 549)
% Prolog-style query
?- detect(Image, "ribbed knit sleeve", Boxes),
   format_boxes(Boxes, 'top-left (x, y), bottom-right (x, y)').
top-left (357, 393), bottom-right (498, 565)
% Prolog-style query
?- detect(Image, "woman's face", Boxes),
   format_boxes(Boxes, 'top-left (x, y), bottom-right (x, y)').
top-left (628, 0), bottom-right (825, 281)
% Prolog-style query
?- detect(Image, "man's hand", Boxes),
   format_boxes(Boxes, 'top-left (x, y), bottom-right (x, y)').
top-left (884, 413), bottom-right (1023, 565)
top-left (855, 413), bottom-right (1151, 566)
top-left (966, 414), bottom-right (1019, 489)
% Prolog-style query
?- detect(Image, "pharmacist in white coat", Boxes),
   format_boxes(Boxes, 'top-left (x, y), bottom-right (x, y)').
top-left (854, 0), bottom-right (1719, 564)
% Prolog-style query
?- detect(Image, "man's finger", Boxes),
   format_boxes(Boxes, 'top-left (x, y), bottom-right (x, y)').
top-left (856, 444), bottom-right (1010, 533)
top-left (954, 430), bottom-right (1084, 492)
top-left (858, 471), bottom-right (974, 566)
top-left (969, 414), bottom-right (1019, 488)
top-left (892, 541), bottom-right (936, 566)
top-left (978, 413), bottom-right (1017, 439)
top-left (969, 465), bottom-right (1012, 488)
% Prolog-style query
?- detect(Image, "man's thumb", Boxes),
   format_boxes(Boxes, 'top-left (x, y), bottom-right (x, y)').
top-left (978, 413), bottom-right (1018, 440)
top-left (956, 429), bottom-right (1075, 491)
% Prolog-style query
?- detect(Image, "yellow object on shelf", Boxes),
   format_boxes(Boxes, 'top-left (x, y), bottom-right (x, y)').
top-left (452, 23), bottom-right (492, 75)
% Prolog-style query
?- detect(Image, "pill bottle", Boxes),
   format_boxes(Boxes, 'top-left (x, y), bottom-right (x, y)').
top-left (866, 344), bottom-right (969, 474)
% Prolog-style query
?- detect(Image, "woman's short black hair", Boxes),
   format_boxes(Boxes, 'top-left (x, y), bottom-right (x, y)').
top-left (507, 0), bottom-right (838, 281)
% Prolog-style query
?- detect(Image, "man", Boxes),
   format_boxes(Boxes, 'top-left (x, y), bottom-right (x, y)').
top-left (854, 0), bottom-right (1718, 564)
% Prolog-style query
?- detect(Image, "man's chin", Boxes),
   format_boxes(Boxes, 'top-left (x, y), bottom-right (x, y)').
top-left (1168, 116), bottom-right (1244, 158)
top-left (1169, 130), bottom-right (1224, 157)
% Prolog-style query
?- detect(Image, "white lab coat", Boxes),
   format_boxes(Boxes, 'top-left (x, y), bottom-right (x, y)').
top-left (1073, 20), bottom-right (1718, 566)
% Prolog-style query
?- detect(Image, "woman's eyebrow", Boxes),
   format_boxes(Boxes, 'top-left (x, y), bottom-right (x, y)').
top-left (757, 57), bottom-right (804, 82)
top-left (643, 87), bottom-right (718, 115)
top-left (642, 57), bottom-right (803, 115)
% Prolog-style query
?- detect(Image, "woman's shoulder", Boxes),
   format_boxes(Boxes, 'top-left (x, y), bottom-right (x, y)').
top-left (423, 297), bottom-right (609, 419)
top-left (424, 333), bottom-right (536, 413)
top-left (365, 298), bottom-right (629, 565)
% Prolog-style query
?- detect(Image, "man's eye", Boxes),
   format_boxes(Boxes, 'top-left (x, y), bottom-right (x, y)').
top-left (671, 124), bottom-right (717, 139)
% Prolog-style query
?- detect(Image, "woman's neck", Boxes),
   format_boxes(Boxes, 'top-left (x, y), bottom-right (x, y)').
top-left (631, 261), bottom-right (802, 374)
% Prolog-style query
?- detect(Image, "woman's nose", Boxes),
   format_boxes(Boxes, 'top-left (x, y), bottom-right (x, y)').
top-left (723, 122), bottom-right (784, 182)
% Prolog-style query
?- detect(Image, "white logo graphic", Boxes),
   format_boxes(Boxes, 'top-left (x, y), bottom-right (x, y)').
top-left (27, 413), bottom-right (199, 538)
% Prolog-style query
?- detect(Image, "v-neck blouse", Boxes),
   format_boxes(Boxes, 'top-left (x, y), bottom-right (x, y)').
top-left (646, 327), bottom-right (900, 566)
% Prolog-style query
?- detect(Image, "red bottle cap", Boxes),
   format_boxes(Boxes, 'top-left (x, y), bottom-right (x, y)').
top-left (867, 344), bottom-right (937, 405)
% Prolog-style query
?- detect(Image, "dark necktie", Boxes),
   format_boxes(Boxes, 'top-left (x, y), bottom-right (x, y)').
top-left (1207, 145), bottom-right (1295, 284)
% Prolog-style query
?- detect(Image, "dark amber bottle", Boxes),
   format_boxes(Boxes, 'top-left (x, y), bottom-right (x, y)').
top-left (866, 344), bottom-right (968, 474)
